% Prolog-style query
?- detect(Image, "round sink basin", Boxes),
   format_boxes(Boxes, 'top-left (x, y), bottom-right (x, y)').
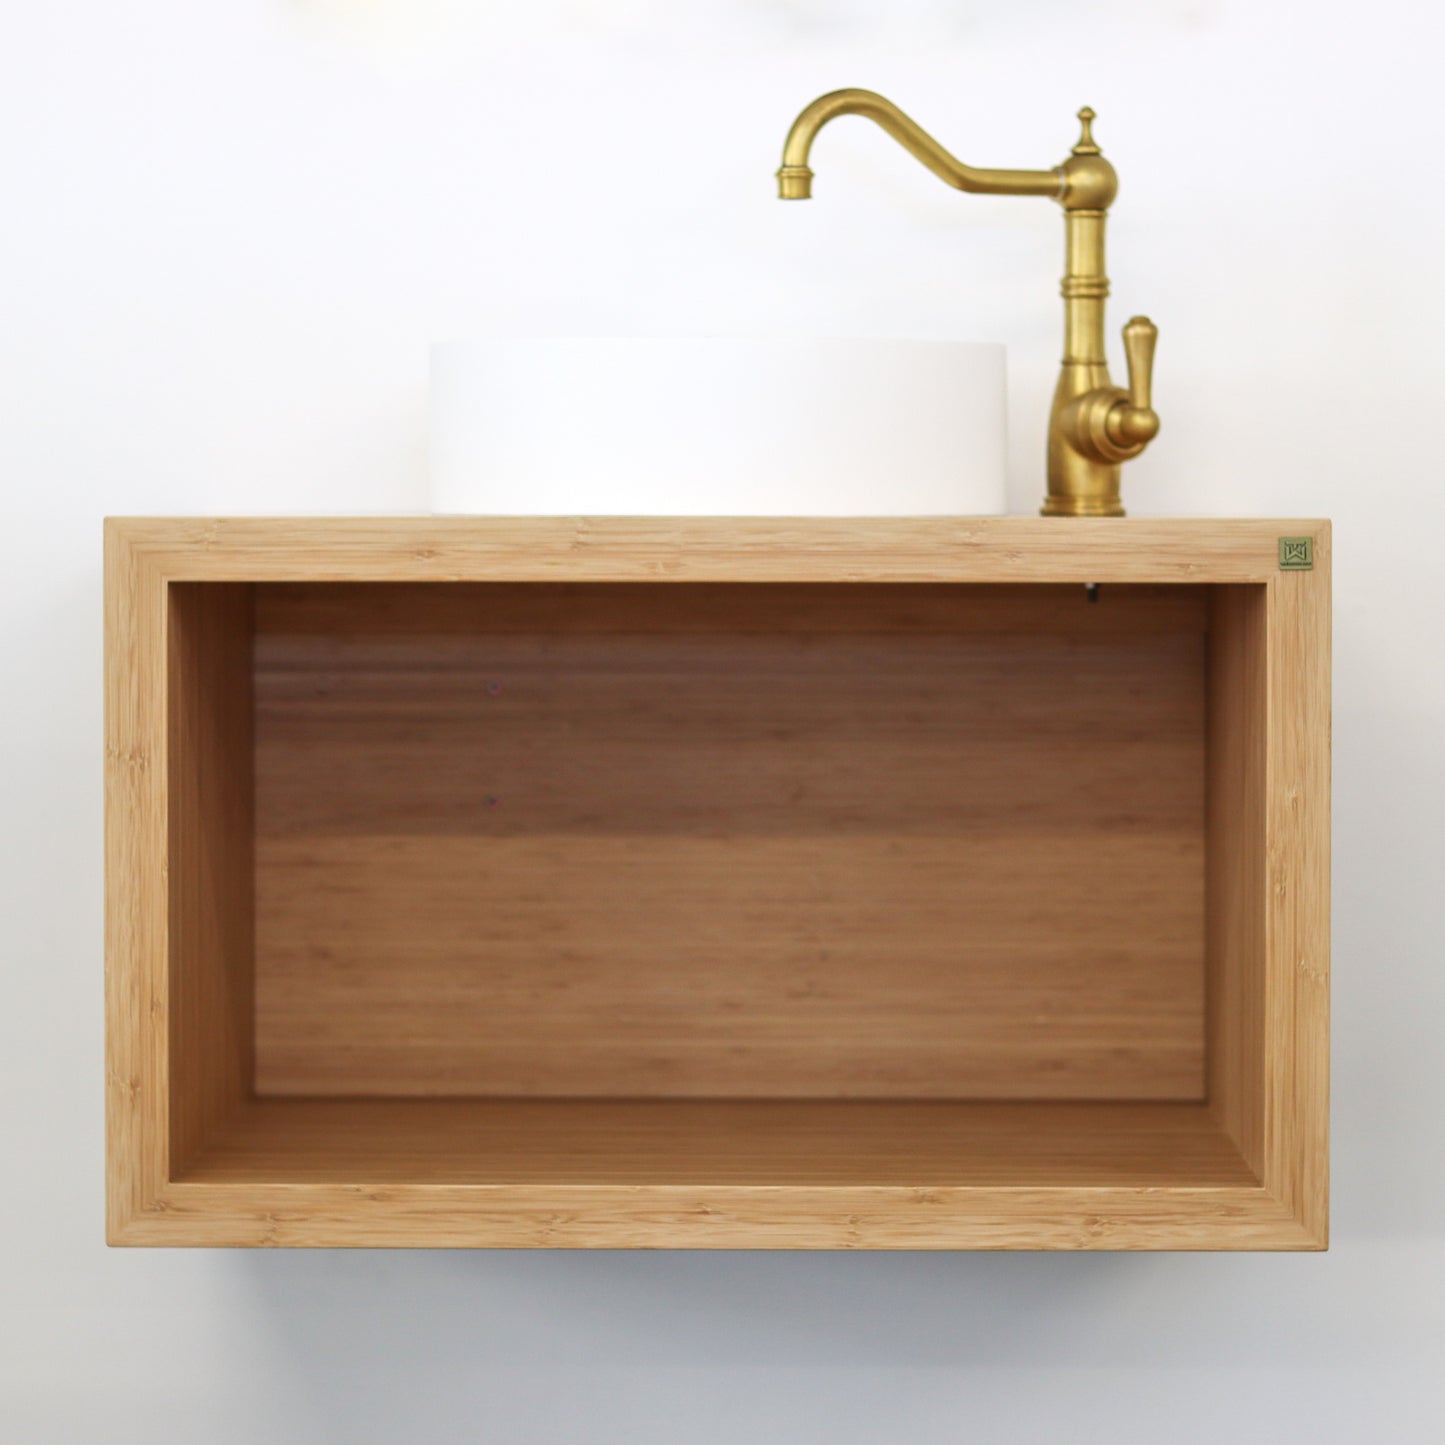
top-left (430, 337), bottom-right (1006, 516)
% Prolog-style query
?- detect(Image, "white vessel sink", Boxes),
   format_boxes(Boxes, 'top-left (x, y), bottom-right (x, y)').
top-left (429, 338), bottom-right (1006, 516)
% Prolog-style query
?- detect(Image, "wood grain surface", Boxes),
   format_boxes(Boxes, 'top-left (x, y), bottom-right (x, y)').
top-left (1206, 584), bottom-right (1268, 1174)
top-left (1263, 547), bottom-right (1332, 1247)
top-left (103, 515), bottom-right (1322, 584)
top-left (185, 1098), bottom-right (1255, 1187)
top-left (102, 517), bottom-right (1330, 1250)
top-left (167, 584), bottom-right (255, 1171)
top-left (253, 583), bottom-right (1207, 1101)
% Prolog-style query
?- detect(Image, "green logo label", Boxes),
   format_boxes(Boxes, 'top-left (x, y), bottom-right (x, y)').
top-left (1278, 537), bottom-right (1314, 571)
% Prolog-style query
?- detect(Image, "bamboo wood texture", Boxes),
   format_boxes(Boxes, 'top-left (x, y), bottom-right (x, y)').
top-left (105, 516), bottom-right (1318, 583)
top-left (167, 585), bottom-right (255, 1172)
top-left (1206, 585), bottom-right (1267, 1174)
top-left (104, 517), bottom-right (1331, 1250)
top-left (254, 583), bottom-right (1206, 1102)
top-left (187, 1099), bottom-right (1254, 1187)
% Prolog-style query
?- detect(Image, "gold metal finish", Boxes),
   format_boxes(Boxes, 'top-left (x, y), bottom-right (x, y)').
top-left (777, 90), bottom-right (1159, 517)
top-left (777, 90), bottom-right (1063, 202)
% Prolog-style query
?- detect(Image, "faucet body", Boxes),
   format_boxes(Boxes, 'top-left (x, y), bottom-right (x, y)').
top-left (778, 90), bottom-right (1159, 517)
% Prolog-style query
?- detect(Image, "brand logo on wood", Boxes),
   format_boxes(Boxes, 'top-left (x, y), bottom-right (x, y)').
top-left (1278, 537), bottom-right (1314, 570)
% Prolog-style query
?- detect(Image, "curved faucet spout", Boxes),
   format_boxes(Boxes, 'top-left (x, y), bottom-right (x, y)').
top-left (777, 89), bottom-right (1062, 201)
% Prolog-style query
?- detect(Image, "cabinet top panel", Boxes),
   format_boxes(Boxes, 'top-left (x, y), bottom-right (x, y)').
top-left (104, 517), bottom-right (1330, 585)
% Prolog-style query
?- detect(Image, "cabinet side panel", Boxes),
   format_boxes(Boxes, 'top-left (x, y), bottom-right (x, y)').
top-left (106, 526), bottom-right (170, 1236)
top-left (168, 584), bottom-right (255, 1172)
top-left (1206, 584), bottom-right (1268, 1175)
top-left (1263, 539), bottom-right (1331, 1244)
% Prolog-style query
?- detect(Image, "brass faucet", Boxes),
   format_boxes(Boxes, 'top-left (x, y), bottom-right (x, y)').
top-left (777, 90), bottom-right (1159, 517)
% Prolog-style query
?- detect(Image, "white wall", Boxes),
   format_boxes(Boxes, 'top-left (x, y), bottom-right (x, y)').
top-left (2, 2), bottom-right (1443, 1440)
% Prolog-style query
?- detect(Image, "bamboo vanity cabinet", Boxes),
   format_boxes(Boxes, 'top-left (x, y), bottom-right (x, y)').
top-left (104, 518), bottom-right (1330, 1249)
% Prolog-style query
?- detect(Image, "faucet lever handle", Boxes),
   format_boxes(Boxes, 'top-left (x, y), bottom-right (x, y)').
top-left (1123, 315), bottom-right (1156, 412)
top-left (1111, 315), bottom-right (1160, 448)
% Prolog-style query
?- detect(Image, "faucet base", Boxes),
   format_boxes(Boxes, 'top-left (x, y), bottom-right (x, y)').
top-left (1040, 496), bottom-right (1126, 517)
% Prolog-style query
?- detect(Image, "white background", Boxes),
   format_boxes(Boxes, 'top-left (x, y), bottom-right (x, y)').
top-left (2, 2), bottom-right (1443, 1440)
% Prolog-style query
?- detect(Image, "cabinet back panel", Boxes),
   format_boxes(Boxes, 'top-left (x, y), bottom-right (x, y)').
top-left (253, 584), bottom-right (1206, 1100)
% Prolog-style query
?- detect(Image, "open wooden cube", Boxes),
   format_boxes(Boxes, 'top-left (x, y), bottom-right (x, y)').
top-left (105, 518), bottom-right (1329, 1248)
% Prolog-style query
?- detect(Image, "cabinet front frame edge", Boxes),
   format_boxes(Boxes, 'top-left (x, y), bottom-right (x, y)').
top-left (102, 517), bottom-right (1328, 585)
top-left (103, 516), bottom-right (1331, 1249)
top-left (114, 1180), bottom-right (1317, 1250)
top-left (1260, 522), bottom-right (1331, 1246)
top-left (104, 520), bottom-right (172, 1241)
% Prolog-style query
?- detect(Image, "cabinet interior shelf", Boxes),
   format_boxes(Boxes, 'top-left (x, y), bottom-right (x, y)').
top-left (105, 517), bottom-right (1329, 1249)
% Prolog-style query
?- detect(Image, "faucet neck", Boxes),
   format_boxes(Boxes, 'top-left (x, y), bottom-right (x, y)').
top-left (1062, 209), bottom-right (1109, 367)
